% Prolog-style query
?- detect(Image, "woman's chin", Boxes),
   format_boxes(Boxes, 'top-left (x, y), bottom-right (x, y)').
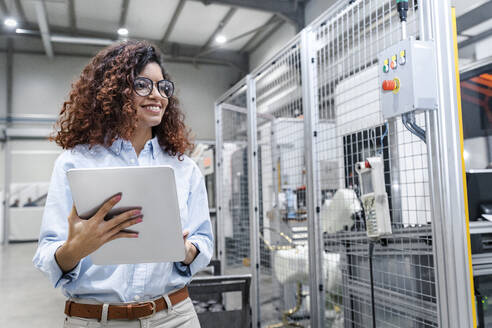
top-left (138, 116), bottom-right (163, 128)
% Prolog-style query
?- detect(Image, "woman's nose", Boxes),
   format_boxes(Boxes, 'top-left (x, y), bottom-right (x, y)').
top-left (149, 84), bottom-right (160, 98)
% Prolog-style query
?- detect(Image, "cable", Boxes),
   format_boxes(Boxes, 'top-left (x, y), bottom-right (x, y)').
top-left (378, 122), bottom-right (389, 155)
top-left (369, 241), bottom-right (376, 328)
top-left (402, 112), bottom-right (426, 143)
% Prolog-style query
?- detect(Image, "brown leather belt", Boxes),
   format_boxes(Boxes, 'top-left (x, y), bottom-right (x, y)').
top-left (64, 286), bottom-right (189, 321)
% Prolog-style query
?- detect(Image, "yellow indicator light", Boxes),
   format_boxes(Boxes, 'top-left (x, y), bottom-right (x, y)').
top-left (400, 50), bottom-right (405, 57)
top-left (384, 59), bottom-right (389, 65)
top-left (391, 55), bottom-right (397, 61)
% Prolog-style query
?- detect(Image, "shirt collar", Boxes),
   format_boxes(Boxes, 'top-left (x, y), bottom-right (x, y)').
top-left (149, 136), bottom-right (159, 159)
top-left (109, 137), bottom-right (159, 159)
top-left (109, 138), bottom-right (124, 156)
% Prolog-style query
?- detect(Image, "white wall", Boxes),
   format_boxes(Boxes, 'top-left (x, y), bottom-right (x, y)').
top-left (13, 54), bottom-right (89, 117)
top-left (10, 53), bottom-right (237, 140)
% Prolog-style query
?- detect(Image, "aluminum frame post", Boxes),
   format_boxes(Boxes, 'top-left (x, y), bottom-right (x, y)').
top-left (246, 74), bottom-right (261, 328)
top-left (2, 38), bottom-right (13, 245)
top-left (214, 103), bottom-right (226, 276)
top-left (426, 0), bottom-right (476, 326)
top-left (2, 135), bottom-right (10, 245)
top-left (300, 27), bottom-right (325, 328)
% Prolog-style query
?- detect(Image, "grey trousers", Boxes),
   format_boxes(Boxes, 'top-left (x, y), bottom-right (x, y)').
top-left (63, 297), bottom-right (200, 328)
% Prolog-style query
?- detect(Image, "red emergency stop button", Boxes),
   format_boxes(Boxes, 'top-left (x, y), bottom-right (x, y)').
top-left (382, 80), bottom-right (397, 91)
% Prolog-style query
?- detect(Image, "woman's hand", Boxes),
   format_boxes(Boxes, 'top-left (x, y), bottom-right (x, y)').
top-left (55, 194), bottom-right (143, 273)
top-left (181, 230), bottom-right (198, 265)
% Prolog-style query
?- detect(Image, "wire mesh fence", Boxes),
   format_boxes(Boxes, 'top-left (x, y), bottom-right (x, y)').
top-left (313, 1), bottom-right (435, 327)
top-left (252, 36), bottom-right (316, 327)
top-left (216, 84), bottom-right (251, 277)
top-left (215, 0), bottom-right (468, 327)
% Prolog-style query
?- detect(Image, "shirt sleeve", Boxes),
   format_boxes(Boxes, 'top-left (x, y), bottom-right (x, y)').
top-left (174, 165), bottom-right (214, 276)
top-left (32, 153), bottom-right (82, 288)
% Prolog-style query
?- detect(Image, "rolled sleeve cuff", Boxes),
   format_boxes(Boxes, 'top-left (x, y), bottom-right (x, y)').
top-left (41, 241), bottom-right (82, 288)
top-left (186, 238), bottom-right (212, 276)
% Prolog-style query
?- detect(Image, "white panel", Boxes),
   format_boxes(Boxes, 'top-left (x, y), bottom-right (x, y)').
top-left (168, 1), bottom-right (229, 45)
top-left (219, 9), bottom-right (272, 51)
top-left (464, 137), bottom-right (489, 170)
top-left (9, 207), bottom-right (45, 241)
top-left (11, 151), bottom-right (59, 183)
top-left (12, 54), bottom-right (89, 116)
top-left (75, 0), bottom-right (122, 34)
top-left (10, 142), bottom-right (60, 183)
top-left (126, 0), bottom-right (180, 40)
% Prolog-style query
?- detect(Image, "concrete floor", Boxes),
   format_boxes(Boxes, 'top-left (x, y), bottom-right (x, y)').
top-left (0, 242), bottom-right (66, 327)
top-left (0, 243), bottom-right (313, 327)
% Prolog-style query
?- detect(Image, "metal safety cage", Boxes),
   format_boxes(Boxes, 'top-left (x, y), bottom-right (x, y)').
top-left (215, 78), bottom-right (250, 276)
top-left (309, 0), bottom-right (436, 327)
top-left (249, 34), bottom-right (318, 328)
top-left (215, 78), bottom-right (259, 323)
top-left (215, 0), bottom-right (475, 327)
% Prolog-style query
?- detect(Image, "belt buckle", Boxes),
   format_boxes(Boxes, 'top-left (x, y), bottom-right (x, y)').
top-left (138, 300), bottom-right (156, 319)
top-left (149, 300), bottom-right (156, 316)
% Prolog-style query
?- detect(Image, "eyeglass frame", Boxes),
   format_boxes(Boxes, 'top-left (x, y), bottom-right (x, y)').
top-left (132, 76), bottom-right (175, 99)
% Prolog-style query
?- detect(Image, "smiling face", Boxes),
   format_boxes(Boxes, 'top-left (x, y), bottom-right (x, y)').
top-left (132, 62), bottom-right (169, 133)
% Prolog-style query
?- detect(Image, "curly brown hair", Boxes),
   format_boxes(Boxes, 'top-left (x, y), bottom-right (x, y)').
top-left (52, 40), bottom-right (193, 158)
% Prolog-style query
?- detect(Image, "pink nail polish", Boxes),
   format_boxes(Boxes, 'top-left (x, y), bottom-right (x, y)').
top-left (136, 218), bottom-right (143, 223)
top-left (115, 194), bottom-right (122, 201)
top-left (133, 209), bottom-right (141, 216)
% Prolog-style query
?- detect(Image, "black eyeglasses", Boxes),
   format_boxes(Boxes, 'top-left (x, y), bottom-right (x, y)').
top-left (133, 77), bottom-right (174, 98)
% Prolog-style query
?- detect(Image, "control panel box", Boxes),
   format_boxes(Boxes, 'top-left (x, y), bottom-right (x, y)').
top-left (378, 38), bottom-right (438, 119)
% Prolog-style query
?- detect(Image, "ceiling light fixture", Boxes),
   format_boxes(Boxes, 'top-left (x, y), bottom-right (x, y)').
top-left (215, 35), bottom-right (227, 44)
top-left (4, 17), bottom-right (18, 28)
top-left (117, 27), bottom-right (129, 36)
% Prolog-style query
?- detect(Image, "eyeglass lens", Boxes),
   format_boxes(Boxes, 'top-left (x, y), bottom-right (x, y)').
top-left (134, 77), bottom-right (173, 98)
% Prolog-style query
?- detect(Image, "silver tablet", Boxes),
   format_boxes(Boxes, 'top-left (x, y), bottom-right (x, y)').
top-left (67, 165), bottom-right (185, 265)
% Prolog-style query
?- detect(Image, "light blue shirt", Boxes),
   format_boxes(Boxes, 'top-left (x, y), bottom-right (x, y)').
top-left (33, 137), bottom-right (214, 303)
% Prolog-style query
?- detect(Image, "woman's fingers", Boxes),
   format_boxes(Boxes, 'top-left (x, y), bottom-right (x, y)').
top-left (108, 231), bottom-right (139, 242)
top-left (107, 216), bottom-right (143, 239)
top-left (94, 193), bottom-right (122, 221)
top-left (106, 208), bottom-right (142, 230)
top-left (182, 230), bottom-right (189, 240)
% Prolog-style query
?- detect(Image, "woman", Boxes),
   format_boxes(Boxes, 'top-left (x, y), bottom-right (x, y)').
top-left (33, 40), bottom-right (213, 327)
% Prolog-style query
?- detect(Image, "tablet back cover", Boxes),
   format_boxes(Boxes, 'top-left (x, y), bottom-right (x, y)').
top-left (67, 166), bottom-right (185, 265)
